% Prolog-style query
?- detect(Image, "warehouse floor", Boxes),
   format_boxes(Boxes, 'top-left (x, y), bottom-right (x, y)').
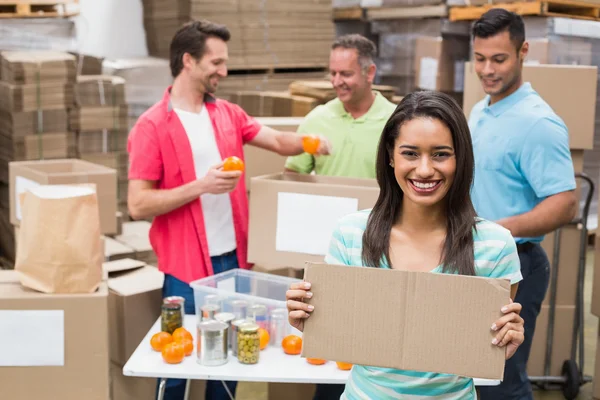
top-left (235, 247), bottom-right (598, 400)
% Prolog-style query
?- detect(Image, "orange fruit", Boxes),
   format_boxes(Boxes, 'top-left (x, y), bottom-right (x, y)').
top-left (162, 342), bottom-right (185, 364)
top-left (282, 335), bottom-right (302, 355)
top-left (181, 338), bottom-right (194, 357)
top-left (307, 358), bottom-right (326, 365)
top-left (302, 135), bottom-right (320, 155)
top-left (223, 156), bottom-right (245, 172)
top-left (150, 331), bottom-right (173, 352)
top-left (172, 327), bottom-right (193, 343)
top-left (336, 361), bottom-right (353, 370)
top-left (258, 328), bottom-right (270, 350)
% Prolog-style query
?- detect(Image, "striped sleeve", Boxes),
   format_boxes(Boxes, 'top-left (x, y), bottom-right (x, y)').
top-left (480, 227), bottom-right (523, 285)
top-left (324, 223), bottom-right (351, 266)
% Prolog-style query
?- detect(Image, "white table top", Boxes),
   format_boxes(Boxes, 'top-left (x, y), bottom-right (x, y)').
top-left (123, 316), bottom-right (500, 386)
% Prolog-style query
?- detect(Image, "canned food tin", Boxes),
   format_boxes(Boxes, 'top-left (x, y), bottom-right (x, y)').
top-left (215, 312), bottom-right (235, 350)
top-left (201, 304), bottom-right (221, 320)
top-left (237, 322), bottom-right (260, 365)
top-left (161, 303), bottom-right (183, 334)
top-left (197, 319), bottom-right (229, 366)
top-left (248, 304), bottom-right (268, 330)
top-left (229, 299), bottom-right (248, 320)
top-left (269, 308), bottom-right (289, 346)
top-left (231, 318), bottom-right (247, 357)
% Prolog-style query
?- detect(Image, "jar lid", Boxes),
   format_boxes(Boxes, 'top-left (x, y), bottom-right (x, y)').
top-left (271, 308), bottom-right (288, 319)
top-left (215, 312), bottom-right (235, 322)
top-left (198, 319), bottom-right (228, 332)
top-left (162, 302), bottom-right (181, 311)
top-left (163, 296), bottom-right (185, 305)
top-left (239, 322), bottom-right (259, 333)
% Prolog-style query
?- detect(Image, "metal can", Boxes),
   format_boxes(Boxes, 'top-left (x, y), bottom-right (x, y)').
top-left (197, 319), bottom-right (229, 366)
top-left (237, 322), bottom-right (260, 365)
top-left (269, 308), bottom-right (289, 346)
top-left (161, 302), bottom-right (183, 334)
top-left (215, 312), bottom-right (236, 350)
top-left (231, 318), bottom-right (247, 357)
top-left (248, 304), bottom-right (268, 330)
top-left (200, 304), bottom-right (221, 320)
top-left (229, 299), bottom-right (248, 320)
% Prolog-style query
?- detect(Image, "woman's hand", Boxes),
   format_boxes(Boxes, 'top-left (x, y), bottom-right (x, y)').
top-left (286, 281), bottom-right (314, 332)
top-left (491, 299), bottom-right (524, 360)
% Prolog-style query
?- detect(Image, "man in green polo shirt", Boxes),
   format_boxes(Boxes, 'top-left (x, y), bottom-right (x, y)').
top-left (284, 34), bottom-right (396, 400)
top-left (285, 34), bottom-right (397, 179)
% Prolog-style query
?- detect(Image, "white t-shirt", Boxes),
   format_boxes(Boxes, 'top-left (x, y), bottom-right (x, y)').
top-left (174, 106), bottom-right (237, 257)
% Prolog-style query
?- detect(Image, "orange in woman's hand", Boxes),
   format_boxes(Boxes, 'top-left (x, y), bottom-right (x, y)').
top-left (307, 358), bottom-right (326, 365)
top-left (282, 335), bottom-right (303, 355)
top-left (258, 328), bottom-right (270, 350)
top-left (223, 156), bottom-right (245, 172)
top-left (150, 331), bottom-right (173, 352)
top-left (162, 342), bottom-right (185, 364)
top-left (172, 327), bottom-right (193, 343)
top-left (302, 135), bottom-right (321, 154)
top-left (336, 361), bottom-right (353, 370)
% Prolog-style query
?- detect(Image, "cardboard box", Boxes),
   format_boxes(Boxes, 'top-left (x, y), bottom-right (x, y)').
top-left (247, 173), bottom-right (379, 270)
top-left (414, 36), bottom-right (470, 92)
top-left (527, 305), bottom-right (575, 377)
top-left (463, 63), bottom-right (598, 150)
top-left (114, 221), bottom-right (156, 266)
top-left (106, 258), bottom-right (164, 365)
top-left (9, 159), bottom-right (118, 234)
top-left (0, 270), bottom-right (109, 400)
top-left (302, 263), bottom-right (509, 379)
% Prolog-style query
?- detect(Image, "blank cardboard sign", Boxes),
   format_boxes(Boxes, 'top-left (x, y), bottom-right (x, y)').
top-left (301, 263), bottom-right (510, 380)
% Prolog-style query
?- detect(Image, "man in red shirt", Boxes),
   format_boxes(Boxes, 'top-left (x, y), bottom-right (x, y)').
top-left (127, 20), bottom-right (330, 400)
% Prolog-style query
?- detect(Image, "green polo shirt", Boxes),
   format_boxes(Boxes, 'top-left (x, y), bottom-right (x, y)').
top-left (285, 91), bottom-right (397, 179)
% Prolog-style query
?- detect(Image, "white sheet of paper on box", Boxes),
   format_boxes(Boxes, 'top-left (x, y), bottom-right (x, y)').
top-left (419, 57), bottom-right (439, 91)
top-left (15, 175), bottom-right (41, 220)
top-left (0, 310), bottom-right (64, 366)
top-left (275, 192), bottom-right (359, 256)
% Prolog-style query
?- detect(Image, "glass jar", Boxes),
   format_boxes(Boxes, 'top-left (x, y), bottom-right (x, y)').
top-left (161, 302), bottom-right (183, 334)
top-left (269, 308), bottom-right (289, 346)
top-left (237, 322), bottom-right (260, 365)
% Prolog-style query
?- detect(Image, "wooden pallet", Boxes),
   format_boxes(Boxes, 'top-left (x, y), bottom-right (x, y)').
top-left (0, 0), bottom-right (78, 18)
top-left (449, 0), bottom-right (600, 21)
top-left (332, 6), bottom-right (366, 21)
top-left (367, 4), bottom-right (449, 19)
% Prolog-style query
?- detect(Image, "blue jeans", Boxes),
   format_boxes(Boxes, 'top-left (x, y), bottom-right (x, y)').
top-left (158, 250), bottom-right (239, 400)
top-left (479, 242), bottom-right (550, 400)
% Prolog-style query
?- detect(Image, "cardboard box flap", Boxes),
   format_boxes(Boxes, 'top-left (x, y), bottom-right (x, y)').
top-left (301, 263), bottom-right (509, 380)
top-left (104, 236), bottom-right (136, 258)
top-left (108, 265), bottom-right (164, 296)
top-left (103, 258), bottom-right (145, 274)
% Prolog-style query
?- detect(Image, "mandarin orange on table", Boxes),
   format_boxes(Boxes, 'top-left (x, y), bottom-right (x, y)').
top-left (172, 327), bottom-right (193, 343)
top-left (282, 335), bottom-right (302, 355)
top-left (162, 342), bottom-right (185, 364)
top-left (336, 361), bottom-right (353, 370)
top-left (181, 338), bottom-right (194, 357)
top-left (306, 358), bottom-right (326, 365)
top-left (150, 331), bottom-right (173, 352)
top-left (258, 328), bottom-right (270, 350)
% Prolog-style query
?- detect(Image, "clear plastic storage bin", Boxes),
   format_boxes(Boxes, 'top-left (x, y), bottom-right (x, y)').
top-left (190, 269), bottom-right (301, 338)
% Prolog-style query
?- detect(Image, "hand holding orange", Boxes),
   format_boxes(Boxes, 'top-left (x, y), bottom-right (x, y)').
top-left (302, 135), bottom-right (321, 155)
top-left (223, 156), bottom-right (245, 172)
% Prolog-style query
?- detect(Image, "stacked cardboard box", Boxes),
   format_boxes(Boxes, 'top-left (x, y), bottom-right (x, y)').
top-left (372, 19), bottom-right (471, 95)
top-left (0, 51), bottom-right (77, 184)
top-left (0, 18), bottom-right (76, 52)
top-left (141, 0), bottom-right (334, 70)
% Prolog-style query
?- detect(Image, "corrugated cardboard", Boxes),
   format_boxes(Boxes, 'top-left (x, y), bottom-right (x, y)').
top-left (414, 36), bottom-right (470, 92)
top-left (69, 105), bottom-right (129, 132)
top-left (0, 271), bottom-right (109, 400)
top-left (247, 173), bottom-right (379, 270)
top-left (463, 63), bottom-right (598, 150)
top-left (104, 236), bottom-right (136, 261)
top-left (0, 81), bottom-right (74, 112)
top-left (8, 159), bottom-right (117, 234)
top-left (0, 50), bottom-right (77, 84)
top-left (527, 305), bottom-right (575, 377)
top-left (114, 221), bottom-right (156, 265)
top-left (105, 258), bottom-right (164, 365)
top-left (302, 263), bottom-right (509, 379)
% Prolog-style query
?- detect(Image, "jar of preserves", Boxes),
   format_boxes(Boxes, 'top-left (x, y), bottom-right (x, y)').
top-left (237, 322), bottom-right (260, 365)
top-left (161, 302), bottom-right (183, 334)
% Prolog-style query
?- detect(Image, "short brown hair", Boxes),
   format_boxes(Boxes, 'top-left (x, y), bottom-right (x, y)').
top-left (169, 20), bottom-right (231, 78)
top-left (331, 34), bottom-right (377, 70)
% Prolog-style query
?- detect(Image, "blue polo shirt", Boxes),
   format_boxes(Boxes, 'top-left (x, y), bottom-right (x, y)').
top-left (468, 82), bottom-right (576, 244)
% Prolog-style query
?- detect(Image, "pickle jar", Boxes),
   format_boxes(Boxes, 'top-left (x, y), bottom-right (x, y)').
top-left (237, 322), bottom-right (260, 365)
top-left (161, 302), bottom-right (183, 334)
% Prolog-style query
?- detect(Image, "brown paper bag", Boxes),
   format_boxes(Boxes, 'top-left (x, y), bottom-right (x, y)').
top-left (15, 184), bottom-right (103, 293)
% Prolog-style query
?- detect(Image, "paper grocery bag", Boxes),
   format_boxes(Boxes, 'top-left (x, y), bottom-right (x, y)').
top-left (15, 184), bottom-right (103, 293)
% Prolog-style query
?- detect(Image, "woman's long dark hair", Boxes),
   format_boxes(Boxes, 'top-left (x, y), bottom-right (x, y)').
top-left (362, 91), bottom-right (477, 276)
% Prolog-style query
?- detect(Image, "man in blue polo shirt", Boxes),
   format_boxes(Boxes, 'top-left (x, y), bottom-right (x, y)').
top-left (469, 9), bottom-right (577, 400)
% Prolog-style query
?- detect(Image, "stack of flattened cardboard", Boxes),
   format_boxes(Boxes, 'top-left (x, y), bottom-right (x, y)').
top-left (0, 51), bottom-right (77, 184)
top-left (72, 75), bottom-right (129, 208)
top-left (289, 80), bottom-right (397, 102)
top-left (229, 91), bottom-right (319, 117)
top-left (140, 0), bottom-right (333, 70)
